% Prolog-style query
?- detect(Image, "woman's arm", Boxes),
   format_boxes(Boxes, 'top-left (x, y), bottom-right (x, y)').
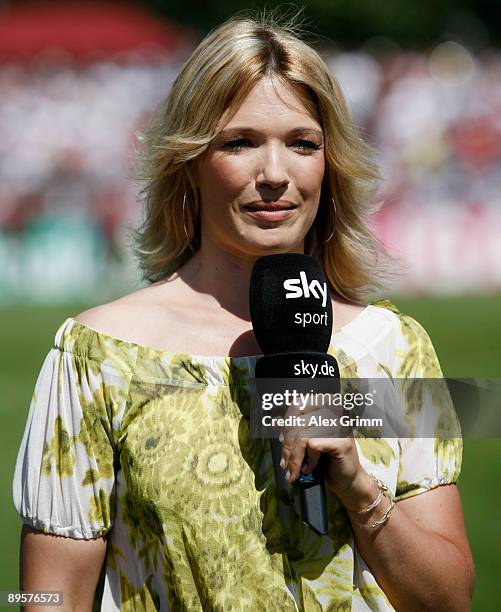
top-left (20, 526), bottom-right (107, 612)
top-left (341, 474), bottom-right (475, 612)
top-left (283, 439), bottom-right (475, 611)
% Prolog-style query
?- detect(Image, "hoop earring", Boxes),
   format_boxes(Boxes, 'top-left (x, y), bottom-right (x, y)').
top-left (182, 191), bottom-right (190, 241)
top-left (322, 198), bottom-right (336, 245)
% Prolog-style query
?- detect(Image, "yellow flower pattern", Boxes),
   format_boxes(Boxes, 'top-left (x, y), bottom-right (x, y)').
top-left (41, 415), bottom-right (76, 478)
top-left (13, 301), bottom-right (462, 611)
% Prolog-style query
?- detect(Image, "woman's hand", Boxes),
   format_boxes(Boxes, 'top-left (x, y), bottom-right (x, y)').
top-left (280, 432), bottom-right (380, 512)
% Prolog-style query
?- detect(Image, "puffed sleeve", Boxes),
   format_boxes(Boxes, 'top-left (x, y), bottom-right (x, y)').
top-left (393, 313), bottom-right (462, 501)
top-left (13, 320), bottom-right (125, 539)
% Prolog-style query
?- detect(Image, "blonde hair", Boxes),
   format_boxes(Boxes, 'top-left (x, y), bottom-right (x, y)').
top-left (131, 11), bottom-right (397, 301)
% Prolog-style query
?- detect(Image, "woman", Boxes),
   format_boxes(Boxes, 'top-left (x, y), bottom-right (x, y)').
top-left (14, 14), bottom-right (474, 611)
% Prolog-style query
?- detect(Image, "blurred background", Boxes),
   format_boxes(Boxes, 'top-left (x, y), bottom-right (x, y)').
top-left (1, 0), bottom-right (499, 608)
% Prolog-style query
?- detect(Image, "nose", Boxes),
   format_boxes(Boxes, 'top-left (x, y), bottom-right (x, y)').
top-left (256, 142), bottom-right (289, 195)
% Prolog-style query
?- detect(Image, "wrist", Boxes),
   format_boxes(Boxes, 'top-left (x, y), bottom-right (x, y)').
top-left (342, 473), bottom-right (396, 530)
top-left (348, 492), bottom-right (394, 529)
top-left (330, 469), bottom-right (380, 513)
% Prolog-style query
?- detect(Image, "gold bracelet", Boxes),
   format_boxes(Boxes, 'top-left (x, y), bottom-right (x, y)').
top-left (356, 474), bottom-right (389, 515)
top-left (371, 494), bottom-right (395, 529)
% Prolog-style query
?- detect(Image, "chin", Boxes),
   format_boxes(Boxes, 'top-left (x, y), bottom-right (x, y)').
top-left (244, 234), bottom-right (304, 256)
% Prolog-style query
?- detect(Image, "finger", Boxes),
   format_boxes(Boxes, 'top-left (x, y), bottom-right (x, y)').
top-left (280, 434), bottom-right (296, 467)
top-left (280, 424), bottom-right (311, 471)
top-left (280, 436), bottom-right (297, 470)
top-left (284, 437), bottom-right (308, 483)
top-left (302, 441), bottom-right (322, 474)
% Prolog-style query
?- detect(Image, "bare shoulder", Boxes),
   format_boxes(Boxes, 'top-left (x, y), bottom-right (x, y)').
top-left (73, 282), bottom-right (174, 340)
top-left (74, 301), bottom-right (130, 337)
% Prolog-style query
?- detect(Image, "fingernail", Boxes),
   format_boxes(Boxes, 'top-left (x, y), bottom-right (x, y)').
top-left (285, 470), bottom-right (291, 481)
top-left (280, 458), bottom-right (286, 469)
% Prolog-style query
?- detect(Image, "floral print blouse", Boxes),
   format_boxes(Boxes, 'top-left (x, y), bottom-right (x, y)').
top-left (13, 299), bottom-right (461, 611)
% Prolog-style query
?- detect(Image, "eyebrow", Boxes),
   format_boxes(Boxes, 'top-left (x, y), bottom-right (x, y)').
top-left (218, 127), bottom-right (324, 139)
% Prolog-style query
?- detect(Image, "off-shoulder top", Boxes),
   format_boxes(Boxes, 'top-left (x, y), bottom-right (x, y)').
top-left (13, 299), bottom-right (461, 611)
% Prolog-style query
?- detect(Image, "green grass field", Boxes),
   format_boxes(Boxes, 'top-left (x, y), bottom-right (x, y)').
top-left (1, 296), bottom-right (500, 609)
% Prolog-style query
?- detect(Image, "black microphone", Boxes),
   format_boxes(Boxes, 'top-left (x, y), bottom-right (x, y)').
top-left (249, 253), bottom-right (340, 536)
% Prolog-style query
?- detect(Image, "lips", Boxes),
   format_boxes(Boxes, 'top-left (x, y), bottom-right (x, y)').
top-left (242, 202), bottom-right (297, 221)
top-left (243, 201), bottom-right (297, 211)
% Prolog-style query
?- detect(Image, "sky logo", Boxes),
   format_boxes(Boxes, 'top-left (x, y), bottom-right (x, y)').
top-left (283, 271), bottom-right (328, 307)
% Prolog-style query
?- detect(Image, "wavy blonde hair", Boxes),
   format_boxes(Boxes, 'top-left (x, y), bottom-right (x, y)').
top-left (131, 11), bottom-right (397, 301)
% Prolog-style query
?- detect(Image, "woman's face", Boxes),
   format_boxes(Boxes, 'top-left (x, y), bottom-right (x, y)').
top-left (193, 77), bottom-right (325, 258)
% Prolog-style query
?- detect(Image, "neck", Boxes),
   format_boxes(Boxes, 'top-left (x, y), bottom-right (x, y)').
top-left (178, 238), bottom-right (304, 320)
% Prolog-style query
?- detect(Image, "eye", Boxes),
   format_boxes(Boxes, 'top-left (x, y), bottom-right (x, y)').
top-left (293, 139), bottom-right (322, 152)
top-left (222, 138), bottom-right (253, 152)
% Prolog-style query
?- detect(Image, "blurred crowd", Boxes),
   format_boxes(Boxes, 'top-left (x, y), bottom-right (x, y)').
top-left (330, 43), bottom-right (501, 210)
top-left (1, 41), bottom-right (500, 301)
top-left (0, 57), bottom-right (180, 243)
top-left (0, 57), bottom-right (182, 301)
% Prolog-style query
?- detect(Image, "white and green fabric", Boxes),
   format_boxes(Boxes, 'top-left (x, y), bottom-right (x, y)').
top-left (13, 299), bottom-right (461, 611)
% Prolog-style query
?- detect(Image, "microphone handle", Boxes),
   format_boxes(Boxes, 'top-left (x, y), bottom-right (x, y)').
top-left (296, 459), bottom-right (328, 536)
